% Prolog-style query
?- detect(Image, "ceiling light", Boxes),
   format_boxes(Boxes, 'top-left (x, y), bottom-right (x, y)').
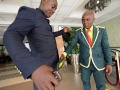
top-left (85, 0), bottom-right (111, 13)
top-left (97, 0), bottom-right (99, 4)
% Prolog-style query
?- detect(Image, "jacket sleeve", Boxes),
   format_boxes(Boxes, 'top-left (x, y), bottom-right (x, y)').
top-left (65, 31), bottom-right (79, 54)
top-left (3, 7), bottom-right (43, 79)
top-left (53, 29), bottom-right (64, 37)
top-left (101, 28), bottom-right (112, 65)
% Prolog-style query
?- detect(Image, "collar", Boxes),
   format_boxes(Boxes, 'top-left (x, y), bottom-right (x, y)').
top-left (85, 25), bottom-right (93, 31)
top-left (36, 8), bottom-right (46, 16)
top-left (36, 8), bottom-right (50, 23)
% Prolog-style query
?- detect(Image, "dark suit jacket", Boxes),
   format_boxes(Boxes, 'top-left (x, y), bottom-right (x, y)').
top-left (3, 6), bottom-right (64, 79)
top-left (65, 26), bottom-right (112, 70)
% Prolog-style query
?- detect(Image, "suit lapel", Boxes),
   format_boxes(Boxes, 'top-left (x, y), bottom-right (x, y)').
top-left (80, 27), bottom-right (90, 47)
top-left (83, 27), bottom-right (87, 39)
top-left (80, 26), bottom-right (100, 48)
top-left (92, 26), bottom-right (100, 48)
top-left (92, 26), bottom-right (97, 43)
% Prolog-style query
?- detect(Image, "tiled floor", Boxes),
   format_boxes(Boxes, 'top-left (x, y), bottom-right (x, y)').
top-left (0, 62), bottom-right (119, 90)
top-left (0, 62), bottom-right (33, 90)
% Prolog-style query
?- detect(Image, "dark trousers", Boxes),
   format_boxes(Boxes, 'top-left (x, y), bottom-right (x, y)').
top-left (80, 62), bottom-right (105, 90)
top-left (33, 83), bottom-right (55, 90)
top-left (34, 83), bottom-right (38, 90)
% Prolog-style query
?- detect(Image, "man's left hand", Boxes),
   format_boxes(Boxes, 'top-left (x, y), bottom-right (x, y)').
top-left (105, 65), bottom-right (112, 75)
top-left (64, 27), bottom-right (69, 33)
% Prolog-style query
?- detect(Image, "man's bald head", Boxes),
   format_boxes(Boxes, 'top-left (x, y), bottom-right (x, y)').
top-left (82, 10), bottom-right (95, 29)
top-left (82, 10), bottom-right (95, 19)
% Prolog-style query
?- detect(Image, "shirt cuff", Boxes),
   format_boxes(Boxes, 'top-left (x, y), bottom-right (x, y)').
top-left (63, 52), bottom-right (67, 57)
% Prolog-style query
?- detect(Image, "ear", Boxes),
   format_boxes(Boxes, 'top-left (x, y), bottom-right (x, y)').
top-left (94, 18), bottom-right (96, 21)
top-left (41, 0), bottom-right (48, 5)
top-left (93, 17), bottom-right (95, 22)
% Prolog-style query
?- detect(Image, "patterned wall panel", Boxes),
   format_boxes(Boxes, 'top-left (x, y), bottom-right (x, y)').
top-left (97, 15), bottom-right (120, 47)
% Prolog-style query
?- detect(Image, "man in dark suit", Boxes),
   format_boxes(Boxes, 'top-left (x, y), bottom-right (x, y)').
top-left (61, 10), bottom-right (112, 90)
top-left (3, 0), bottom-right (69, 90)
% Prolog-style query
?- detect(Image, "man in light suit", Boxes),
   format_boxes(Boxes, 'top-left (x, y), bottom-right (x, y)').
top-left (3, 0), bottom-right (69, 90)
top-left (61, 10), bottom-right (112, 90)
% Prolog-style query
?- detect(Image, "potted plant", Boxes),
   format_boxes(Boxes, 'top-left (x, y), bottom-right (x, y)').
top-left (63, 27), bottom-right (80, 74)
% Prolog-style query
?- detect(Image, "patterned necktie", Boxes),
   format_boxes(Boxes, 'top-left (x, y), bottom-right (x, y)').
top-left (86, 29), bottom-right (92, 47)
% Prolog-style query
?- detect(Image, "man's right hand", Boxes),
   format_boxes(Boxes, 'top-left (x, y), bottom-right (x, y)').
top-left (31, 65), bottom-right (60, 90)
top-left (60, 54), bottom-right (66, 60)
top-left (63, 27), bottom-right (69, 33)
